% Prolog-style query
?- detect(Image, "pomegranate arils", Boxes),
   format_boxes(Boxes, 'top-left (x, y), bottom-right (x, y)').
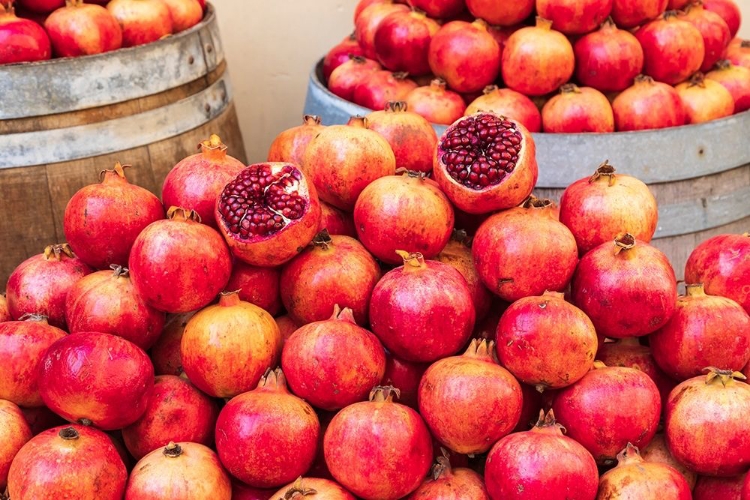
top-left (441, 114), bottom-right (522, 190)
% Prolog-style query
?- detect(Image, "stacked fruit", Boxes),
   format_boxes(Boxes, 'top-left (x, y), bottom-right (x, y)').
top-left (325, 0), bottom-right (750, 130)
top-left (0, 0), bottom-right (205, 64)
top-left (1, 111), bottom-right (750, 500)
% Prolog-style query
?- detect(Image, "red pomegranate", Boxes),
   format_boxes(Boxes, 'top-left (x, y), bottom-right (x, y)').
top-left (271, 477), bottom-right (355, 500)
top-left (323, 33), bottom-right (365, 80)
top-left (682, 1), bottom-right (731, 72)
top-left (327, 55), bottom-right (382, 102)
top-left (497, 291), bottom-right (598, 390)
top-left (121, 375), bottom-right (220, 460)
top-left (215, 368), bottom-right (320, 489)
top-left (571, 234), bottom-right (677, 338)
top-left (685, 233), bottom-right (750, 314)
top-left (0, 400), bottom-right (32, 490)
top-left (464, 85), bottom-right (542, 133)
top-left (224, 262), bottom-right (281, 316)
top-left (406, 454), bottom-right (489, 499)
top-left (675, 71), bottom-right (735, 123)
top-left (107, 0), bottom-right (172, 47)
top-left (159, 0), bottom-right (202, 32)
top-left (275, 314), bottom-right (300, 345)
top-left (381, 354), bottom-right (429, 409)
top-left (694, 473), bottom-right (747, 500)
top-left (317, 200), bottom-right (356, 237)
top-left (0, 295), bottom-right (9, 322)
top-left (0, 316), bottom-right (66, 407)
top-left (703, 0), bottom-right (742, 38)
top-left (6, 243), bottom-right (93, 329)
top-left (0, 3), bottom-right (50, 63)
top-left (472, 197), bottom-right (579, 302)
top-left (559, 161), bottom-right (658, 254)
top-left (641, 433), bottom-right (698, 490)
top-left (501, 18), bottom-right (575, 96)
top-left (302, 116), bottom-right (396, 211)
top-left (553, 364), bottom-right (662, 464)
top-left (465, 0), bottom-right (532, 25)
top-left (324, 386), bottom-right (432, 499)
top-left (374, 9), bottom-right (439, 75)
top-left (124, 442), bottom-right (231, 499)
top-left (405, 78), bottom-right (467, 125)
top-left (407, 0), bottom-right (465, 19)
top-left (353, 70), bottom-right (418, 110)
top-left (484, 410), bottom-right (599, 500)
top-left (7, 425), bottom-right (127, 499)
top-left (44, 0), bottom-right (121, 56)
top-left (541, 84), bottom-right (615, 133)
top-left (267, 115), bottom-right (325, 167)
top-left (707, 60), bottom-right (750, 112)
top-left (611, 0), bottom-right (668, 27)
top-left (433, 113), bottom-right (538, 214)
top-left (279, 232), bottom-right (381, 325)
top-left (282, 305), bottom-right (386, 410)
top-left (419, 339), bottom-right (522, 454)
top-left (726, 38), bottom-right (750, 69)
top-left (537, 0), bottom-right (614, 34)
top-left (668, 0), bottom-right (691, 9)
top-left (161, 134), bottom-right (246, 230)
top-left (354, 171), bottom-right (454, 264)
top-left (635, 11), bottom-right (705, 84)
top-left (63, 162), bottom-right (165, 270)
top-left (15, 0), bottom-right (62, 13)
top-left (597, 443), bottom-right (692, 499)
top-left (428, 19), bottom-right (501, 93)
top-left (665, 369), bottom-right (750, 475)
top-left (149, 311), bottom-right (194, 376)
top-left (355, 1), bottom-right (410, 60)
top-left (369, 251), bottom-right (476, 363)
top-left (129, 207), bottom-right (231, 313)
top-left (232, 481), bottom-right (275, 500)
top-left (612, 74), bottom-right (687, 130)
top-left (180, 291), bottom-right (281, 398)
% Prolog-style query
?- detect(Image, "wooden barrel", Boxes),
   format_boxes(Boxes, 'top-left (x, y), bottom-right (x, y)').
top-left (0, 4), bottom-right (246, 284)
top-left (303, 61), bottom-right (750, 279)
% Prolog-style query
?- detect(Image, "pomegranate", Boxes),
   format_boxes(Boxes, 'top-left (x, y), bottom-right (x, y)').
top-left (497, 291), bottom-right (598, 390)
top-left (353, 70), bottom-right (418, 109)
top-left (225, 262), bottom-right (281, 316)
top-left (267, 115), bottom-right (325, 167)
top-left (44, 0), bottom-right (121, 56)
top-left (232, 481), bottom-right (275, 500)
top-left (537, 0), bottom-right (614, 34)
top-left (571, 234), bottom-right (677, 338)
top-left (611, 0), bottom-right (668, 27)
top-left (407, 0), bottom-right (465, 19)
top-left (464, 85), bottom-right (542, 133)
top-left (666, 368), bottom-right (750, 475)
top-left (354, 171), bottom-right (454, 264)
top-left (433, 113), bottom-right (538, 214)
top-left (685, 233), bottom-right (750, 314)
top-left (65, 266), bottom-right (166, 350)
top-left (355, 1), bottom-right (410, 60)
top-left (418, 339), bottom-right (522, 454)
top-left (6, 243), bottom-right (93, 329)
top-left (668, 0), bottom-right (691, 8)
top-left (124, 442), bottom-right (231, 499)
top-left (279, 231), bottom-right (381, 325)
top-left (574, 18), bottom-right (645, 92)
top-left (559, 161), bottom-right (658, 254)
top-left (149, 311), bottom-right (194, 376)
top-left (703, 0), bottom-right (741, 38)
top-left (0, 295), bottom-right (9, 322)
top-left (484, 410), bottom-right (599, 500)
top-left (406, 453), bottom-right (489, 499)
top-left (355, 0), bottom-right (390, 21)
top-left (0, 3), bottom-right (50, 63)
top-left (323, 33), bottom-right (365, 80)
top-left (374, 9), bottom-right (439, 75)
top-left (7, 425), bottom-right (127, 499)
top-left (159, 0), bottom-right (201, 33)
top-left (328, 55), bottom-right (382, 102)
top-left (612, 74), bottom-right (687, 130)
top-left (180, 291), bottom-right (281, 398)
top-left (324, 386), bottom-right (432, 499)
top-left (20, 406), bottom-right (67, 436)
top-left (0, 316), bottom-right (66, 407)
top-left (501, 18), bottom-right (575, 96)
top-left (15, 0), bottom-right (62, 13)
top-left (641, 433), bottom-right (698, 490)
top-left (464, 0), bottom-right (532, 25)
top-left (272, 477), bottom-right (355, 500)
top-left (0, 400), bottom-right (32, 490)
top-left (63, 162), bottom-right (165, 270)
top-left (161, 134), bottom-right (246, 230)
top-left (428, 19), bottom-right (501, 93)
top-left (302, 116), bottom-right (396, 210)
top-left (726, 39), bottom-right (750, 69)
top-left (597, 443), bottom-right (692, 499)
top-left (636, 11), bottom-right (705, 84)
top-left (107, 0), bottom-right (172, 47)
top-left (541, 84), bottom-right (615, 133)
top-left (369, 251), bottom-right (475, 362)
top-left (216, 368), bottom-right (319, 488)
top-left (317, 200), bottom-right (356, 237)
top-left (676, 71), bottom-right (735, 123)
top-left (682, 1), bottom-right (731, 72)
top-left (694, 474), bottom-right (747, 500)
top-left (381, 354), bottom-right (429, 409)
top-left (275, 314), bottom-right (301, 345)
top-left (472, 197), bottom-right (579, 302)
top-left (553, 364), bottom-right (662, 464)
top-left (706, 60), bottom-right (750, 112)
top-left (405, 78), bottom-right (467, 125)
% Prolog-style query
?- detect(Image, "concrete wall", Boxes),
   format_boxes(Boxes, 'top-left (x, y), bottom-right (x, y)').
top-left (215, 0), bottom-right (750, 164)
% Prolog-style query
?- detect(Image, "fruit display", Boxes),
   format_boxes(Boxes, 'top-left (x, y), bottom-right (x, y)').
top-left (2, 106), bottom-right (750, 499)
top-left (321, 0), bottom-right (749, 130)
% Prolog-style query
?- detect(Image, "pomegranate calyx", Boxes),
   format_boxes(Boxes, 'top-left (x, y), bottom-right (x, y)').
top-left (685, 283), bottom-right (705, 297)
top-left (535, 17), bottom-right (554, 30)
top-left (397, 168), bottom-right (429, 180)
top-left (714, 60), bottom-right (732, 71)
top-left (199, 133), bottom-right (227, 151)
top-left (687, 72), bottom-right (707, 88)
top-left (483, 84), bottom-right (499, 95)
top-left (385, 101), bottom-right (408, 113)
top-left (258, 367), bottom-right (290, 392)
top-left (541, 290), bottom-right (565, 301)
top-left (450, 228), bottom-right (472, 246)
top-left (99, 161), bottom-right (130, 182)
top-left (347, 115), bottom-right (368, 128)
top-left (78, 418), bottom-right (93, 426)
top-left (663, 10), bottom-right (680, 20)
top-left (109, 264), bottom-right (129, 278)
top-left (349, 55), bottom-right (368, 64)
top-left (559, 83), bottom-right (581, 94)
top-left (588, 160), bottom-right (617, 186)
top-left (532, 409), bottom-right (567, 435)
top-left (741, 40), bottom-right (750, 49)
top-left (634, 74), bottom-right (655, 85)
top-left (463, 338), bottom-right (498, 363)
top-left (613, 233), bottom-right (636, 254)
top-left (58, 426), bottom-right (80, 441)
top-left (219, 290), bottom-right (242, 307)
top-left (332, 304), bottom-right (358, 325)
top-left (369, 385), bottom-right (401, 403)
top-left (303, 114), bottom-right (322, 126)
top-left (615, 442), bottom-right (643, 465)
top-left (522, 195), bottom-right (554, 209)
top-left (430, 78), bottom-right (448, 90)
top-left (43, 243), bottom-right (75, 261)
top-left (17, 312), bottom-right (49, 323)
top-left (600, 16), bottom-right (616, 29)
top-left (472, 18), bottom-right (490, 30)
top-left (592, 360), bottom-right (608, 370)
top-left (282, 477), bottom-right (317, 499)
top-left (312, 229), bottom-right (333, 249)
top-left (703, 367), bottom-right (747, 386)
top-left (166, 206), bottom-right (202, 223)
top-left (163, 442), bottom-right (183, 458)
top-left (396, 250), bottom-right (427, 270)
top-left (393, 71), bottom-right (410, 81)
top-left (432, 449), bottom-right (455, 480)
top-left (65, 0), bottom-right (84, 7)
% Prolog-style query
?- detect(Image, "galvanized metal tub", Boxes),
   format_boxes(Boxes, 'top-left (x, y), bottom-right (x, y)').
top-left (304, 61), bottom-right (750, 279)
top-left (0, 3), bottom-right (246, 284)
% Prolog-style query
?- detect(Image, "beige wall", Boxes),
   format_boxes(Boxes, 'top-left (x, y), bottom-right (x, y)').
top-left (216, 0), bottom-right (750, 164)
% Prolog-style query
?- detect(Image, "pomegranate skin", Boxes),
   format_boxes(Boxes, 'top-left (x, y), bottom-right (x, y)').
top-left (405, 78), bottom-right (467, 125)
top-left (355, 2), bottom-right (410, 60)
top-left (323, 33), bottom-right (365, 81)
top-left (485, 410), bottom-right (599, 500)
top-left (465, 85), bottom-right (542, 133)
top-left (107, 0), bottom-right (173, 47)
top-left (224, 262), bottom-right (281, 316)
top-left (324, 386), bottom-right (433, 499)
top-left (537, 0), bottom-right (614, 35)
top-left (0, 295), bottom-right (9, 322)
top-left (611, 0), bottom-right (668, 28)
top-left (149, 311), bottom-right (194, 376)
top-left (15, 0), bottom-right (63, 13)
top-left (0, 400), bottom-right (32, 490)
top-left (232, 481), bottom-right (275, 500)
top-left (641, 433), bottom-right (698, 490)
top-left (612, 74), bottom-right (687, 130)
top-left (44, 0), bottom-right (122, 56)
top-left (707, 60), bottom-right (750, 113)
top-left (665, 369), bottom-right (750, 476)
top-left (160, 0), bottom-right (202, 33)
top-left (675, 72), bottom-right (735, 124)
top-left (703, 0), bottom-right (741, 38)
top-left (272, 477), bottom-right (356, 500)
top-left (552, 365), bottom-right (662, 464)
top-left (328, 55), bottom-right (382, 102)
top-left (406, 456), bottom-right (489, 499)
top-left (0, 5), bottom-right (51, 63)
top-left (38, 332), bottom-right (154, 430)
top-left (353, 70), bottom-right (418, 110)
top-left (571, 234), bottom-right (677, 338)
top-left (682, 2), bottom-right (732, 72)
top-left (374, 10), bottom-right (439, 75)
top-left (574, 18), bottom-right (644, 92)
top-left (215, 369), bottom-right (320, 489)
top-left (267, 115), bottom-right (325, 167)
top-left (635, 12), bottom-right (705, 85)
top-left (408, 0), bottom-right (466, 19)
top-left (7, 425), bottom-right (127, 500)
top-left (693, 473), bottom-right (747, 500)
top-left (381, 354), bottom-right (429, 409)
top-left (541, 84), bottom-right (615, 133)
top-left (20, 406), bottom-right (67, 436)
top-left (0, 317), bottom-right (66, 407)
top-left (465, 0), bottom-right (533, 25)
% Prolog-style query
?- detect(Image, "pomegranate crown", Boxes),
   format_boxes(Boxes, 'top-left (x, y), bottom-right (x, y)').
top-left (282, 478), bottom-right (317, 499)
top-left (43, 243), bottom-right (75, 261)
top-left (703, 367), bottom-right (746, 386)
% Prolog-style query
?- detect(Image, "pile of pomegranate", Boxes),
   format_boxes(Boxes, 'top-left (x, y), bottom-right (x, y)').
top-left (324, 0), bottom-right (750, 130)
top-left (0, 0), bottom-right (205, 64)
top-left (1, 110), bottom-right (749, 500)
